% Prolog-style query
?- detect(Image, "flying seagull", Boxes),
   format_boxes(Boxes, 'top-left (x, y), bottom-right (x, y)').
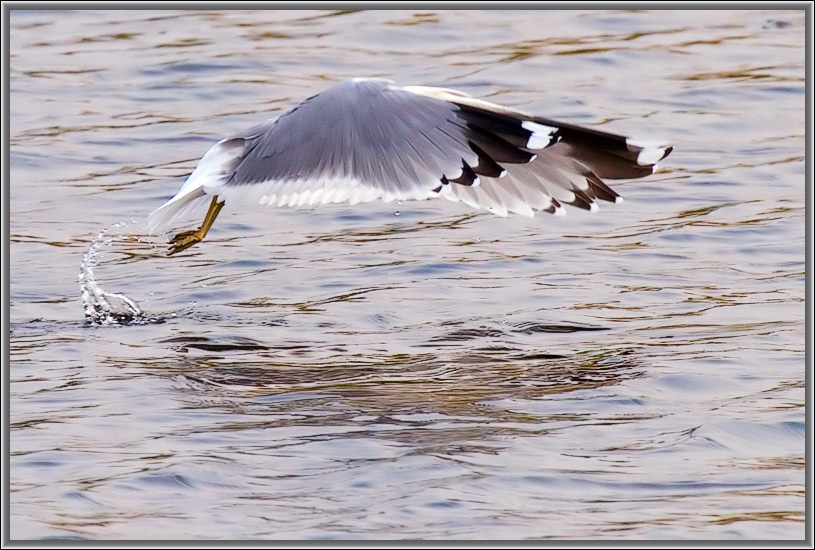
top-left (149, 78), bottom-right (672, 254)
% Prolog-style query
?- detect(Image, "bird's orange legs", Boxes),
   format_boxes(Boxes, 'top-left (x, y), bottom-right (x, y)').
top-left (167, 196), bottom-right (225, 255)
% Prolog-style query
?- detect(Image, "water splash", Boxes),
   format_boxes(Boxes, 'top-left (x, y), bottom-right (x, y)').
top-left (79, 222), bottom-right (156, 326)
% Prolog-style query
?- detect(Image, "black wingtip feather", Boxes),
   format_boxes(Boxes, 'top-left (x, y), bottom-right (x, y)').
top-left (466, 126), bottom-right (536, 165)
top-left (569, 187), bottom-right (596, 211)
top-left (586, 173), bottom-right (621, 203)
top-left (456, 104), bottom-right (533, 149)
top-left (469, 141), bottom-right (506, 178)
top-left (448, 161), bottom-right (478, 186)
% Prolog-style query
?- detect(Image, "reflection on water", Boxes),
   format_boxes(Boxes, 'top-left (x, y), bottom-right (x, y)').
top-left (10, 8), bottom-right (805, 541)
top-left (166, 332), bottom-right (640, 411)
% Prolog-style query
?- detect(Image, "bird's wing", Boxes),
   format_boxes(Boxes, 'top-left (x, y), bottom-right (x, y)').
top-left (150, 78), bottom-right (671, 231)
top-left (211, 78), bottom-right (545, 207)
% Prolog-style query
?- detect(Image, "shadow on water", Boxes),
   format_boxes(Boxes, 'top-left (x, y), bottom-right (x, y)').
top-left (145, 329), bottom-right (642, 423)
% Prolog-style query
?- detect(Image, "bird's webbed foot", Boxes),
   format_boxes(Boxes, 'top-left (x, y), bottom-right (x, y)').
top-left (165, 196), bottom-right (225, 256)
top-left (167, 229), bottom-right (203, 255)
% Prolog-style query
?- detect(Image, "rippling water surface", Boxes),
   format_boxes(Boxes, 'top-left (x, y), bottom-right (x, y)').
top-left (9, 9), bottom-right (806, 540)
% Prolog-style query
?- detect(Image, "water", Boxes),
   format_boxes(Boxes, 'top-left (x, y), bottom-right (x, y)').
top-left (9, 9), bottom-right (806, 540)
top-left (79, 222), bottom-right (156, 326)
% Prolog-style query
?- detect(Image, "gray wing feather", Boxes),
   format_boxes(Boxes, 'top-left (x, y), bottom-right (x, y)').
top-left (218, 79), bottom-right (475, 202)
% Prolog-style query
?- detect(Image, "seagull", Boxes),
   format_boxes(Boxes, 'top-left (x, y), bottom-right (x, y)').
top-left (149, 78), bottom-right (672, 255)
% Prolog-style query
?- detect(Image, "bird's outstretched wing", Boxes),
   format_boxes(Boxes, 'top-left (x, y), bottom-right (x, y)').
top-left (149, 78), bottom-right (671, 232)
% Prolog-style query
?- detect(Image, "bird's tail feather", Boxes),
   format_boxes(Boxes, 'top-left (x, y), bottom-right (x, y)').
top-left (148, 187), bottom-right (208, 234)
top-left (147, 137), bottom-right (247, 234)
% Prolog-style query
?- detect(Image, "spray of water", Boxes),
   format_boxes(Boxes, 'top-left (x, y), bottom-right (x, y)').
top-left (79, 221), bottom-right (154, 326)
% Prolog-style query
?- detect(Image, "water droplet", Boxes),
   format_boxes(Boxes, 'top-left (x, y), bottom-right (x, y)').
top-left (79, 221), bottom-right (149, 326)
